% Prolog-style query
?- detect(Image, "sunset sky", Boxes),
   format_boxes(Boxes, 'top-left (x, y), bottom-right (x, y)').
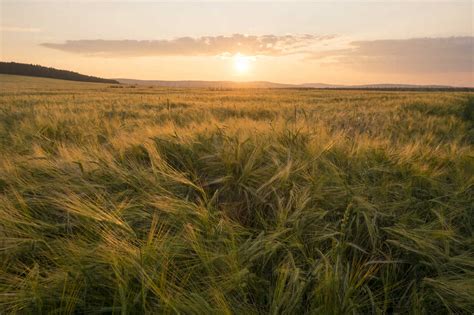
top-left (1, 1), bottom-right (473, 86)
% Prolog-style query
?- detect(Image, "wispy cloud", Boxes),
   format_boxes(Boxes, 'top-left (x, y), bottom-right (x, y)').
top-left (312, 37), bottom-right (473, 73)
top-left (40, 34), bottom-right (337, 57)
top-left (1, 26), bottom-right (41, 33)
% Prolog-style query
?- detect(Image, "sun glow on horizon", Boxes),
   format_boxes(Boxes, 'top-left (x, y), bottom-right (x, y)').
top-left (233, 53), bottom-right (255, 75)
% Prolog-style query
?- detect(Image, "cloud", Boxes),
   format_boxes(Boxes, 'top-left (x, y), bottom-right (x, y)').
top-left (41, 34), bottom-right (337, 57)
top-left (39, 35), bottom-right (474, 76)
top-left (312, 37), bottom-right (473, 73)
top-left (1, 26), bottom-right (41, 33)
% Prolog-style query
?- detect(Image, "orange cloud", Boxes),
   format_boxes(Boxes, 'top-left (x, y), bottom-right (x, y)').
top-left (313, 37), bottom-right (473, 74)
top-left (41, 34), bottom-right (337, 57)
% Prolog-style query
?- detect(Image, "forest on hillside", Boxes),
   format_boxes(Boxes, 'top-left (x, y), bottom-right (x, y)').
top-left (0, 62), bottom-right (119, 84)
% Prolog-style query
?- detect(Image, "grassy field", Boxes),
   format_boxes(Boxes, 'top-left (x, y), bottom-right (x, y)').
top-left (0, 74), bottom-right (473, 314)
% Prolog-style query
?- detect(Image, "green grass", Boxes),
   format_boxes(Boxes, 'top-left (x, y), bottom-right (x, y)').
top-left (0, 74), bottom-right (473, 314)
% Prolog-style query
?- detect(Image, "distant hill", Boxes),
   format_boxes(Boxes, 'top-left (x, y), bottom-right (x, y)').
top-left (298, 83), bottom-right (456, 89)
top-left (1, 62), bottom-right (468, 90)
top-left (117, 79), bottom-right (293, 89)
top-left (0, 62), bottom-right (119, 84)
top-left (117, 78), bottom-right (469, 90)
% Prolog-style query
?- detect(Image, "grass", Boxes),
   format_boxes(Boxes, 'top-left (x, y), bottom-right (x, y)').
top-left (0, 74), bottom-right (473, 314)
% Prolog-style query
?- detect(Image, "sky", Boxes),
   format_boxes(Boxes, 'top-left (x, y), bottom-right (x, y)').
top-left (0, 0), bottom-right (473, 86)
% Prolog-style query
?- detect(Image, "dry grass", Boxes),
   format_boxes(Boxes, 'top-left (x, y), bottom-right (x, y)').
top-left (1, 74), bottom-right (473, 314)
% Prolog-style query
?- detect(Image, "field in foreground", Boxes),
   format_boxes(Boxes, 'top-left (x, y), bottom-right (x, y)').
top-left (0, 74), bottom-right (473, 314)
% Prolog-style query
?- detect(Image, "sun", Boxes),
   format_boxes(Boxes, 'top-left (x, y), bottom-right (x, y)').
top-left (233, 54), bottom-right (253, 74)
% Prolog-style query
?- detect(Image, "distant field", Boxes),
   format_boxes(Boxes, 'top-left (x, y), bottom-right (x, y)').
top-left (1, 74), bottom-right (473, 314)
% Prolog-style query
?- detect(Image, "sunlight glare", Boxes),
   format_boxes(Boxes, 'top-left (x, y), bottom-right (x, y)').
top-left (233, 54), bottom-right (253, 74)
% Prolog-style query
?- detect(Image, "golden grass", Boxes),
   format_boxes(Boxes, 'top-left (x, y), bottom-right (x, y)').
top-left (0, 74), bottom-right (473, 313)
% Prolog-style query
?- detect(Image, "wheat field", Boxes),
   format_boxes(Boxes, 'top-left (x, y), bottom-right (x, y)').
top-left (0, 74), bottom-right (473, 314)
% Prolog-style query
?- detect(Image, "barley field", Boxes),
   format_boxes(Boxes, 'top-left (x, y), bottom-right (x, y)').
top-left (0, 74), bottom-right (473, 314)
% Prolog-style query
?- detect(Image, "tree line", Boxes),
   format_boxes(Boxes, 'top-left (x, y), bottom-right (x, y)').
top-left (0, 62), bottom-right (119, 84)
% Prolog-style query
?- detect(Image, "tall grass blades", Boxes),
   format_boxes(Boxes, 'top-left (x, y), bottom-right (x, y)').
top-left (0, 75), bottom-right (473, 314)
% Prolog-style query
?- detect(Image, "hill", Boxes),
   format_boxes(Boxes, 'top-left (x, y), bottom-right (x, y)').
top-left (0, 62), bottom-right (119, 84)
top-left (117, 78), bottom-right (468, 90)
top-left (0, 62), bottom-right (468, 90)
top-left (117, 79), bottom-right (293, 89)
